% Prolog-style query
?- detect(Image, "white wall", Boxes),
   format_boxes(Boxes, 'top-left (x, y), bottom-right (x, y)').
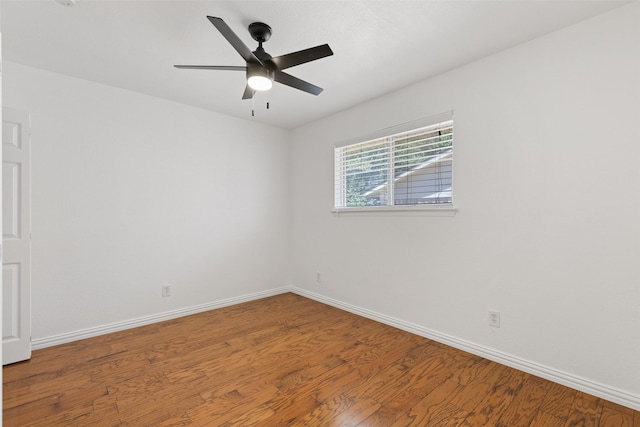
top-left (291, 2), bottom-right (640, 405)
top-left (4, 62), bottom-right (291, 341)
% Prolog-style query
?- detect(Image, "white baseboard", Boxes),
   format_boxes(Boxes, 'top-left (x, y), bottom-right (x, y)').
top-left (30, 285), bottom-right (639, 411)
top-left (290, 286), bottom-right (640, 411)
top-left (31, 287), bottom-right (290, 350)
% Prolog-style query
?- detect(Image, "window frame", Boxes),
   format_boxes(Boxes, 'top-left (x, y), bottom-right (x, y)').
top-left (333, 111), bottom-right (456, 214)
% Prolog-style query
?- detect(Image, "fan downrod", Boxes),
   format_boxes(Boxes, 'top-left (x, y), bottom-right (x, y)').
top-left (248, 22), bottom-right (272, 43)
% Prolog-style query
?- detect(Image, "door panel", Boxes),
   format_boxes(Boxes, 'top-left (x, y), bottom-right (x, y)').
top-left (3, 162), bottom-right (21, 239)
top-left (3, 263), bottom-right (20, 340)
top-left (2, 107), bottom-right (32, 365)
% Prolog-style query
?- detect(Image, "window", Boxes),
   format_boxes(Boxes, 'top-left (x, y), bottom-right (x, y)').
top-left (334, 112), bottom-right (453, 209)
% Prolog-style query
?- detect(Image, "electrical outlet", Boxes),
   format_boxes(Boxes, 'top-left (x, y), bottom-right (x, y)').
top-left (316, 273), bottom-right (321, 283)
top-left (162, 284), bottom-right (171, 297)
top-left (488, 310), bottom-right (500, 328)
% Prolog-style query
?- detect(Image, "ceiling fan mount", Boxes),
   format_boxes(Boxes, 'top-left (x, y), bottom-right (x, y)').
top-left (174, 16), bottom-right (333, 101)
top-left (248, 22), bottom-right (271, 43)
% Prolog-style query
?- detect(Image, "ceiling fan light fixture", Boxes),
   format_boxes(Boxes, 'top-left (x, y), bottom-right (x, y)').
top-left (247, 67), bottom-right (274, 91)
top-left (248, 75), bottom-right (273, 91)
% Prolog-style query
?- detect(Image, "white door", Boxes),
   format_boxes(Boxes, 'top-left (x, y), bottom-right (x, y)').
top-left (2, 107), bottom-right (32, 364)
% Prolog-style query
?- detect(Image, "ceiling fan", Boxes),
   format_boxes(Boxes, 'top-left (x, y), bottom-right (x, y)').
top-left (175, 16), bottom-right (333, 101)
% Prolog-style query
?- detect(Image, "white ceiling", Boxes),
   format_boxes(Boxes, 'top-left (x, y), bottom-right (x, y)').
top-left (1, 0), bottom-right (629, 129)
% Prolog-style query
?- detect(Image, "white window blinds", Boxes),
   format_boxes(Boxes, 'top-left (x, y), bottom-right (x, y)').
top-left (334, 113), bottom-right (453, 209)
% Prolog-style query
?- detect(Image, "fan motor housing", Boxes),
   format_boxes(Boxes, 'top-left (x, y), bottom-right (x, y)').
top-left (247, 63), bottom-right (274, 80)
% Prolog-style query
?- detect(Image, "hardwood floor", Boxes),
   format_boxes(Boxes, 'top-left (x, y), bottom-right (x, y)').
top-left (3, 293), bottom-right (639, 426)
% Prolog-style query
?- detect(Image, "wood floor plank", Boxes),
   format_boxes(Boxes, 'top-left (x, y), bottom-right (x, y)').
top-left (4, 293), bottom-right (639, 426)
top-left (601, 401), bottom-right (635, 427)
top-left (563, 411), bottom-right (599, 427)
top-left (540, 381), bottom-right (579, 419)
top-left (390, 378), bottom-right (463, 426)
top-left (261, 395), bottom-right (319, 426)
top-left (289, 393), bottom-right (368, 426)
top-left (531, 410), bottom-right (569, 427)
top-left (357, 387), bottom-right (427, 426)
top-left (446, 360), bottom-right (503, 413)
top-left (496, 374), bottom-right (551, 427)
top-left (460, 366), bottom-right (526, 425)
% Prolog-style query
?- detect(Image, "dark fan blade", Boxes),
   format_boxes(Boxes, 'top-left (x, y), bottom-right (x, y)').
top-left (242, 85), bottom-right (255, 100)
top-left (274, 71), bottom-right (323, 95)
top-left (174, 65), bottom-right (246, 71)
top-left (270, 44), bottom-right (333, 70)
top-left (207, 16), bottom-right (261, 65)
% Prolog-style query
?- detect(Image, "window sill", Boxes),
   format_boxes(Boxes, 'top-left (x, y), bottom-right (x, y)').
top-left (332, 205), bottom-right (458, 217)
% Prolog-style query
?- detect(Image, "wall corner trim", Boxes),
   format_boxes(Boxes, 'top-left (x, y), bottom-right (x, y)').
top-left (290, 286), bottom-right (640, 411)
